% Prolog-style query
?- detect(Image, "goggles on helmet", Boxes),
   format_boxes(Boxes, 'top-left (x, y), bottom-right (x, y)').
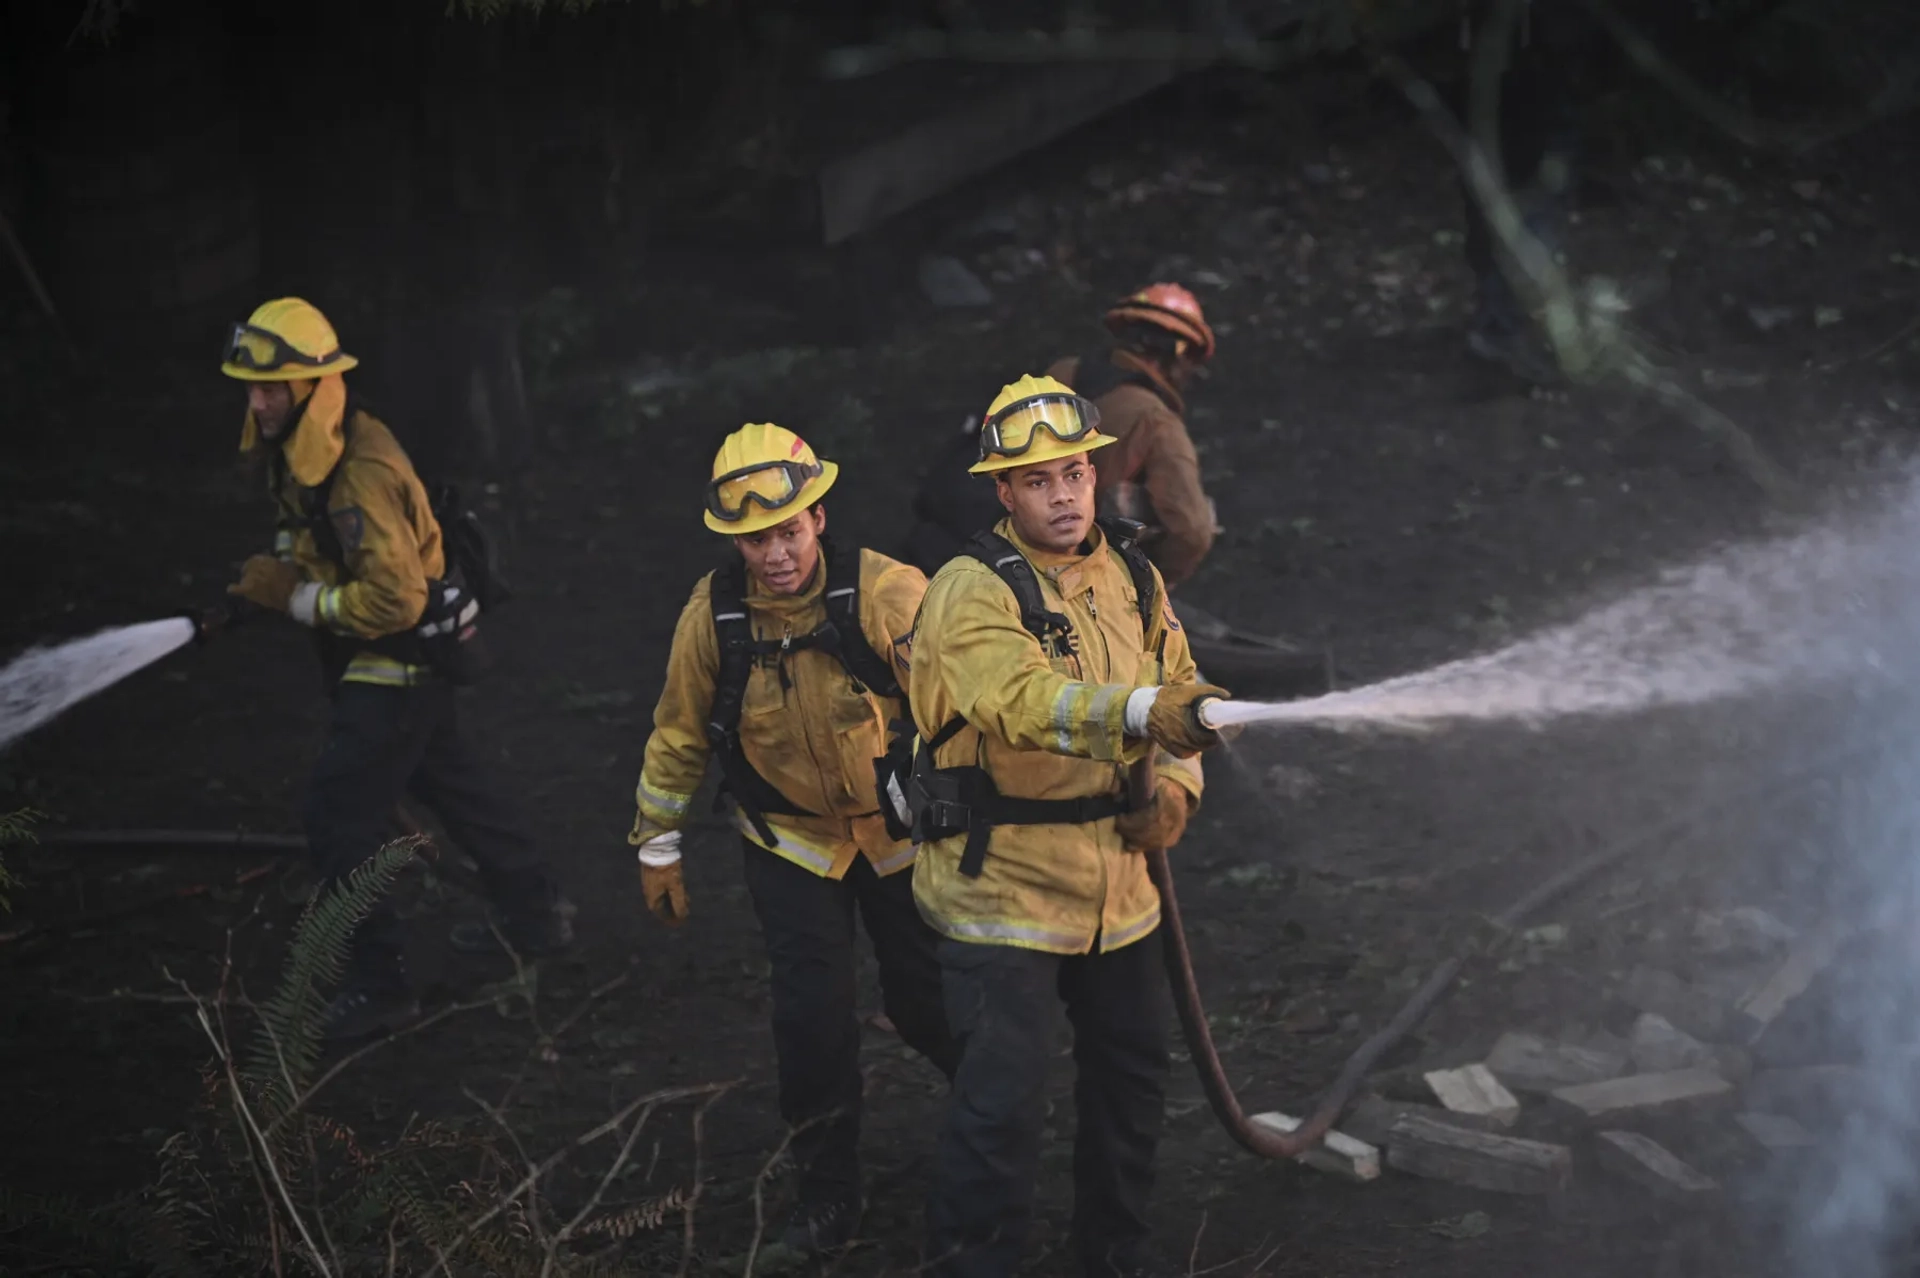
top-left (978, 392), bottom-right (1101, 462)
top-left (705, 458), bottom-right (825, 523)
top-left (223, 322), bottom-right (341, 374)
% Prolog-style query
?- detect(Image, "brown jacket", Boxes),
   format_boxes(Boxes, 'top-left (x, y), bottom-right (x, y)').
top-left (1047, 350), bottom-right (1214, 588)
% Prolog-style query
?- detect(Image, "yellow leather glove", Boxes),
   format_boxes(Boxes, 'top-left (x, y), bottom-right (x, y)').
top-left (227, 554), bottom-right (302, 614)
top-left (636, 831), bottom-right (689, 927)
top-left (640, 861), bottom-right (689, 926)
top-left (1116, 777), bottom-right (1193, 854)
top-left (1145, 682), bottom-right (1230, 758)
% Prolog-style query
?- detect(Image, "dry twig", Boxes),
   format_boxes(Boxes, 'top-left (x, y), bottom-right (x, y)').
top-left (173, 968), bottom-right (335, 1278)
top-left (541, 1100), bottom-right (660, 1277)
top-left (423, 1081), bottom-right (737, 1278)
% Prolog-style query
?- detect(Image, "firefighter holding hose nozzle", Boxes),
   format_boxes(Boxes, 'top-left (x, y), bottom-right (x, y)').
top-left (219, 298), bottom-right (574, 1043)
top-left (906, 374), bottom-right (1228, 1278)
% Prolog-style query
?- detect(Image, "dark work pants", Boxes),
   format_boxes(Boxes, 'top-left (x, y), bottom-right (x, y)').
top-left (925, 934), bottom-right (1173, 1278)
top-left (741, 842), bottom-right (959, 1208)
top-left (305, 678), bottom-right (555, 986)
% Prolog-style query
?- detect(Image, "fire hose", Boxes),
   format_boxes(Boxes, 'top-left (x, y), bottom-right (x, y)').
top-left (20, 708), bottom-right (1893, 1161)
top-left (1127, 707), bottom-right (1842, 1161)
top-left (1140, 785), bottom-right (1636, 1159)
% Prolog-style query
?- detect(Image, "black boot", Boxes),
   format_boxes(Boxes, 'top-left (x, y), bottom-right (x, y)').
top-left (776, 1194), bottom-right (862, 1258)
top-left (448, 895), bottom-right (577, 957)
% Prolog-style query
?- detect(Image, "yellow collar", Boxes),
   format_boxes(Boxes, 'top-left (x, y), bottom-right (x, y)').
top-left (1000, 517), bottom-right (1106, 574)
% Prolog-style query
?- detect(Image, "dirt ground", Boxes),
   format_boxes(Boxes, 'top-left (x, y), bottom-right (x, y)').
top-left (4, 55), bottom-right (1920, 1276)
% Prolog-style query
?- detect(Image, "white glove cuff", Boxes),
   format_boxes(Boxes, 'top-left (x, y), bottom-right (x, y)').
top-left (288, 581), bottom-right (321, 626)
top-left (1124, 686), bottom-right (1160, 736)
top-left (636, 830), bottom-right (683, 867)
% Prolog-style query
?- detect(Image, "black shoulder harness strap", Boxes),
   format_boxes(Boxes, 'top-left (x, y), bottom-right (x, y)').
top-left (957, 517), bottom-right (1156, 647)
top-left (1069, 348), bottom-right (1179, 414)
top-left (707, 540), bottom-right (900, 845)
top-left (909, 518), bottom-right (1160, 877)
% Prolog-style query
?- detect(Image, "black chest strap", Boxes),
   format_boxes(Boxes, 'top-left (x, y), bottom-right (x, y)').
top-left (706, 540), bottom-right (899, 844)
top-left (910, 520), bottom-right (1160, 876)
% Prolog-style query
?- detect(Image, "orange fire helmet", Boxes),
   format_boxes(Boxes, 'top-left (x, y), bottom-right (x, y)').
top-left (1103, 282), bottom-right (1216, 361)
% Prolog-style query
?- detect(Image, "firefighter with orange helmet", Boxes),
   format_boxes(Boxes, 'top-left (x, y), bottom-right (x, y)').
top-left (1045, 283), bottom-right (1219, 590)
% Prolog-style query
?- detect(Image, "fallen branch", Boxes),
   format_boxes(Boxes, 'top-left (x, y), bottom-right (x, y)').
top-left (0, 206), bottom-right (80, 368)
top-left (1578, 0), bottom-right (1920, 157)
top-left (424, 1081), bottom-right (738, 1278)
top-left (541, 1100), bottom-right (660, 1277)
top-left (267, 997), bottom-right (497, 1141)
top-left (1367, 40), bottom-right (1806, 508)
top-left (174, 969), bottom-right (335, 1278)
top-left (0, 859), bottom-right (283, 947)
top-left (678, 1094), bottom-right (721, 1278)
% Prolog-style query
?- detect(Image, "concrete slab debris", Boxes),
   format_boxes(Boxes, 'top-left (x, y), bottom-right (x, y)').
top-left (1618, 966), bottom-right (1730, 1042)
top-left (1425, 1063), bottom-right (1521, 1126)
top-left (1694, 906), bottom-right (1796, 956)
top-left (1736, 918), bottom-right (1847, 1042)
top-left (1734, 1110), bottom-right (1817, 1151)
top-left (1251, 1111), bottom-right (1381, 1182)
top-left (1595, 1130), bottom-right (1718, 1201)
top-left (1629, 1013), bottom-right (1718, 1074)
top-left (1486, 1030), bottom-right (1627, 1093)
top-left (1342, 1095), bottom-right (1501, 1148)
top-left (1550, 1069), bottom-right (1734, 1121)
top-left (1386, 1113), bottom-right (1573, 1195)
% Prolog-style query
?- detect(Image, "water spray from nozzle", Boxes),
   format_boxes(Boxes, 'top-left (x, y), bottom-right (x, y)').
top-left (0, 610), bottom-right (231, 752)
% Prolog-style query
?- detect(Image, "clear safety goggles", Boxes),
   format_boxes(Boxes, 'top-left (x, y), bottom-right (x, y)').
top-left (705, 458), bottom-right (824, 523)
top-left (223, 322), bottom-right (340, 373)
top-left (978, 393), bottom-right (1101, 461)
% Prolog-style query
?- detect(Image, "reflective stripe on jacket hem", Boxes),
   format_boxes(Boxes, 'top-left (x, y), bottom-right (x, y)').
top-left (340, 654), bottom-right (425, 687)
top-left (1098, 905), bottom-right (1162, 953)
top-left (739, 819), bottom-right (839, 876)
top-left (869, 843), bottom-right (918, 876)
top-left (922, 914), bottom-right (1093, 954)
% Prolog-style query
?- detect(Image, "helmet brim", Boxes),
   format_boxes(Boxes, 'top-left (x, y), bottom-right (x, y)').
top-left (704, 460), bottom-right (839, 534)
top-left (968, 430), bottom-right (1115, 475)
top-left (1102, 304), bottom-right (1216, 360)
top-left (221, 353), bottom-right (360, 382)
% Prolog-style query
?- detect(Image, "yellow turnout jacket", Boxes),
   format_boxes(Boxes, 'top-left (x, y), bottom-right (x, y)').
top-left (630, 549), bottom-right (926, 878)
top-left (909, 519), bottom-right (1203, 954)
top-left (252, 375), bottom-right (445, 687)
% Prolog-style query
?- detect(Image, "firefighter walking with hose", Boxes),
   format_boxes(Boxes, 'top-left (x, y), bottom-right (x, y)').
top-left (626, 423), bottom-right (959, 1258)
top-left (219, 298), bottom-right (575, 1044)
top-left (906, 374), bottom-right (1229, 1278)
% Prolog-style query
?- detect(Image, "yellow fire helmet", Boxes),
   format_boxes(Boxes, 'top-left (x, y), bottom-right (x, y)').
top-left (704, 422), bottom-right (840, 535)
top-left (969, 373), bottom-right (1114, 475)
top-left (220, 297), bottom-right (360, 382)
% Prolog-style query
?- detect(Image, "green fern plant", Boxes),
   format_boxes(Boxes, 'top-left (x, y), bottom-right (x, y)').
top-left (243, 838), bottom-right (421, 1131)
top-left (2, 834), bottom-right (709, 1275)
top-left (0, 807), bottom-right (38, 912)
